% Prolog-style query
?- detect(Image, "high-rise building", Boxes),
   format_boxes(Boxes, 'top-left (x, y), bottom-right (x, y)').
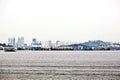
top-left (17, 37), bottom-right (24, 48)
top-left (31, 38), bottom-right (42, 48)
top-left (43, 41), bottom-right (52, 48)
top-left (56, 40), bottom-right (61, 46)
top-left (48, 40), bottom-right (52, 48)
top-left (32, 38), bottom-right (37, 44)
top-left (8, 37), bottom-right (15, 47)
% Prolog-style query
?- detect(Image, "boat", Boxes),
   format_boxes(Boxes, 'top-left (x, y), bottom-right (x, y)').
top-left (0, 46), bottom-right (3, 50)
top-left (4, 47), bottom-right (16, 52)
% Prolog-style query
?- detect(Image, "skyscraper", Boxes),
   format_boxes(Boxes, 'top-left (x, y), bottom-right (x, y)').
top-left (31, 38), bottom-right (42, 48)
top-left (32, 38), bottom-right (37, 44)
top-left (48, 40), bottom-right (52, 48)
top-left (56, 40), bottom-right (61, 46)
top-left (17, 37), bottom-right (24, 48)
top-left (8, 37), bottom-right (15, 47)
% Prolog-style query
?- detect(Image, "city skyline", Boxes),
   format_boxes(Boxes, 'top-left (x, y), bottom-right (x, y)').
top-left (4, 37), bottom-right (120, 45)
top-left (0, 0), bottom-right (120, 43)
top-left (1, 37), bottom-right (120, 51)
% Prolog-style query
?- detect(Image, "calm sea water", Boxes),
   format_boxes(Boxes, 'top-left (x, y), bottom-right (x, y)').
top-left (0, 51), bottom-right (120, 80)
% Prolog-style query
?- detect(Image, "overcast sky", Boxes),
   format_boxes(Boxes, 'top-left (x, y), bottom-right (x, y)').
top-left (0, 0), bottom-right (120, 43)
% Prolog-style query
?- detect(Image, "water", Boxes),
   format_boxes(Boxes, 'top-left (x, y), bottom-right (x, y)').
top-left (0, 51), bottom-right (120, 80)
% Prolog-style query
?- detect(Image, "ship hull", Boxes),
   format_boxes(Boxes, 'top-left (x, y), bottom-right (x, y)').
top-left (4, 47), bottom-right (16, 52)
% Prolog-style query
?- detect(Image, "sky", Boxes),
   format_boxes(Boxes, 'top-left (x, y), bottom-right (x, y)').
top-left (0, 0), bottom-right (120, 43)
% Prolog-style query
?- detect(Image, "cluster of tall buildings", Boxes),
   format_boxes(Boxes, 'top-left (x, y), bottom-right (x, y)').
top-left (31, 38), bottom-right (62, 48)
top-left (8, 37), bottom-right (26, 49)
top-left (6, 37), bottom-right (120, 50)
top-left (7, 37), bottom-right (69, 49)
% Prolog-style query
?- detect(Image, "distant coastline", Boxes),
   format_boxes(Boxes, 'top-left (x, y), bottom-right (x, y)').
top-left (0, 40), bottom-right (120, 51)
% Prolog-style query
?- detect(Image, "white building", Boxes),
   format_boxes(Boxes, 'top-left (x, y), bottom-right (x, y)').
top-left (31, 38), bottom-right (42, 48)
top-left (8, 37), bottom-right (15, 47)
top-left (17, 37), bottom-right (24, 48)
top-left (32, 38), bottom-right (37, 44)
top-left (48, 40), bottom-right (52, 48)
top-left (56, 40), bottom-right (61, 46)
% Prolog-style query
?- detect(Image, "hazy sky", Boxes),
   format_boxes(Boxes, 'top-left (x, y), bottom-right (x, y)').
top-left (0, 0), bottom-right (120, 43)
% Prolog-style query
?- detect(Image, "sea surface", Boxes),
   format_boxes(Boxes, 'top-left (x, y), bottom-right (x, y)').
top-left (0, 51), bottom-right (120, 80)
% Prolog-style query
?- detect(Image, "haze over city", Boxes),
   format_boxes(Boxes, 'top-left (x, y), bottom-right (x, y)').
top-left (0, 0), bottom-right (120, 43)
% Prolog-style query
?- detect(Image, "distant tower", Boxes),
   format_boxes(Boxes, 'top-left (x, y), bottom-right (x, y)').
top-left (31, 38), bottom-right (42, 48)
top-left (17, 37), bottom-right (24, 48)
top-left (8, 37), bottom-right (15, 47)
top-left (32, 38), bottom-right (37, 44)
top-left (56, 40), bottom-right (61, 46)
top-left (48, 40), bottom-right (52, 48)
top-left (8, 38), bottom-right (11, 45)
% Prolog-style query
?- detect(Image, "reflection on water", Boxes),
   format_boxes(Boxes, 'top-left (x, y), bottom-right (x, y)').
top-left (0, 51), bottom-right (120, 80)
